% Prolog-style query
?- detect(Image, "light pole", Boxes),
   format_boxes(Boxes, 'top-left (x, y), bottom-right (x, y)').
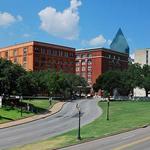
top-left (20, 96), bottom-right (23, 117)
top-left (76, 104), bottom-right (81, 140)
top-left (106, 97), bottom-right (110, 121)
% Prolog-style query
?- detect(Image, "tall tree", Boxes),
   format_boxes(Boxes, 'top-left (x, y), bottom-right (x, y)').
top-left (93, 70), bottom-right (122, 95)
top-left (140, 64), bottom-right (150, 97)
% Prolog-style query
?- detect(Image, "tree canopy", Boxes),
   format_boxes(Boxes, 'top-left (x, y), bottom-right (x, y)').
top-left (93, 63), bottom-right (150, 97)
top-left (0, 58), bottom-right (88, 99)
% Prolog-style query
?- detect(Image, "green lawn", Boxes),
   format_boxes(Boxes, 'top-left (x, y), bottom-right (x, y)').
top-left (10, 101), bottom-right (150, 150)
top-left (0, 106), bottom-right (34, 124)
top-left (23, 99), bottom-right (56, 110)
top-left (0, 99), bottom-right (56, 124)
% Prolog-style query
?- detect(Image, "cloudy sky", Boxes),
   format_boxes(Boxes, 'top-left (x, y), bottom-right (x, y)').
top-left (0, 0), bottom-right (150, 56)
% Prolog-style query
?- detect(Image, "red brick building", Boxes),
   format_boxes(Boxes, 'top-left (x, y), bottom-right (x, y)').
top-left (75, 48), bottom-right (128, 86)
top-left (0, 41), bottom-right (75, 74)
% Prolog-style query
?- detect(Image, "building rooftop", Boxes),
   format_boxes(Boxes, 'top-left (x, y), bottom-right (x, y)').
top-left (76, 47), bottom-right (129, 55)
top-left (0, 41), bottom-right (75, 51)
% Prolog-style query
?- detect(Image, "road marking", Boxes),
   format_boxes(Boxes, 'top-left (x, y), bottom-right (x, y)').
top-left (113, 136), bottom-right (150, 150)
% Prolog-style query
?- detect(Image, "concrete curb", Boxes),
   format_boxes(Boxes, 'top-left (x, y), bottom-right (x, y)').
top-left (0, 102), bottom-right (66, 129)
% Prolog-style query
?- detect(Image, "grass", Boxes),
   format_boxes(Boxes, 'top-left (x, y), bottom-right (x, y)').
top-left (22, 99), bottom-right (56, 110)
top-left (0, 106), bottom-right (33, 124)
top-left (10, 101), bottom-right (150, 150)
top-left (0, 99), bottom-right (56, 124)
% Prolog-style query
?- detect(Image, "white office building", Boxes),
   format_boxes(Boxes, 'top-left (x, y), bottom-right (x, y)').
top-left (134, 48), bottom-right (150, 66)
top-left (134, 48), bottom-right (150, 97)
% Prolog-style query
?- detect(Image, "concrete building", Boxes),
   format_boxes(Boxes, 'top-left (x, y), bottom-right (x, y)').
top-left (134, 48), bottom-right (150, 97)
top-left (76, 48), bottom-right (128, 86)
top-left (0, 41), bottom-right (75, 74)
top-left (134, 48), bottom-right (150, 66)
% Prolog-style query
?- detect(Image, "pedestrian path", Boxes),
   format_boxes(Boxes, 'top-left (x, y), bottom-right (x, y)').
top-left (0, 102), bottom-right (65, 129)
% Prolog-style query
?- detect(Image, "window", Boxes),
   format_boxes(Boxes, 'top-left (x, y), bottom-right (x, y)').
top-left (35, 56), bottom-right (39, 66)
top-left (13, 49), bottom-right (17, 57)
top-left (60, 51), bottom-right (63, 57)
top-left (87, 54), bottom-right (92, 57)
top-left (76, 54), bottom-right (80, 58)
top-left (87, 60), bottom-right (92, 65)
top-left (81, 54), bottom-right (86, 58)
top-left (82, 66), bottom-right (86, 71)
top-left (76, 61), bottom-right (80, 66)
top-left (35, 47), bottom-right (40, 53)
top-left (48, 49), bottom-right (51, 55)
top-left (5, 51), bottom-right (9, 59)
top-left (23, 48), bottom-right (27, 55)
top-left (70, 53), bottom-right (74, 57)
top-left (13, 49), bottom-right (18, 63)
top-left (23, 48), bottom-right (27, 64)
top-left (14, 57), bottom-right (18, 63)
top-left (76, 67), bottom-right (80, 72)
top-left (88, 72), bottom-right (92, 75)
top-left (81, 60), bottom-right (86, 65)
top-left (88, 67), bottom-right (92, 71)
top-left (41, 48), bottom-right (47, 54)
top-left (88, 78), bottom-right (92, 83)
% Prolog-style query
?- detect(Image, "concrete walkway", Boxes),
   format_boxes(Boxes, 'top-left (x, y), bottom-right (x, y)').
top-left (0, 102), bottom-right (65, 129)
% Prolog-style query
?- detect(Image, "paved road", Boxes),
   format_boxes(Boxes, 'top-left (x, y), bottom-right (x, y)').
top-left (0, 99), bottom-right (102, 150)
top-left (61, 126), bottom-right (150, 150)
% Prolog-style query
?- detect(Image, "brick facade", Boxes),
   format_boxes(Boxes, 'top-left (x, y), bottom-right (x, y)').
top-left (76, 48), bottom-right (128, 86)
top-left (0, 41), bottom-right (75, 74)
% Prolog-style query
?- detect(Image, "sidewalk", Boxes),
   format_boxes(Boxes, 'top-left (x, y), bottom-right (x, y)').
top-left (0, 102), bottom-right (65, 129)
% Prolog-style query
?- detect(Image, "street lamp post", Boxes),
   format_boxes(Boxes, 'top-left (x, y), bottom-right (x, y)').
top-left (76, 104), bottom-right (81, 140)
top-left (20, 96), bottom-right (23, 117)
top-left (106, 98), bottom-right (110, 120)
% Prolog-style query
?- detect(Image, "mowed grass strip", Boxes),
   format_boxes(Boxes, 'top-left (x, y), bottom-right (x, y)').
top-left (23, 99), bottom-right (56, 110)
top-left (0, 99), bottom-right (56, 124)
top-left (0, 107), bottom-right (34, 124)
top-left (10, 101), bottom-right (150, 150)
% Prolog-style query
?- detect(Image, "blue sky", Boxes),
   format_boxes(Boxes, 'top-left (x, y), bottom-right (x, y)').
top-left (0, 0), bottom-right (150, 56)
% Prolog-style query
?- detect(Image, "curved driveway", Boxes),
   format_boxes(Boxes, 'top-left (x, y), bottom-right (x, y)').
top-left (0, 99), bottom-right (102, 149)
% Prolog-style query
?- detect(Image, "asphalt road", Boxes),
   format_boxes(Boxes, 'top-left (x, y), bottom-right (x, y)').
top-left (0, 99), bottom-right (102, 150)
top-left (61, 126), bottom-right (150, 150)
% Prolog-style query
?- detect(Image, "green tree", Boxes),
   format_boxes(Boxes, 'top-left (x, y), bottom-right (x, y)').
top-left (140, 64), bottom-right (150, 97)
top-left (0, 58), bottom-right (26, 96)
top-left (126, 63), bottom-right (142, 91)
top-left (93, 70), bottom-right (122, 95)
top-left (17, 72), bottom-right (38, 96)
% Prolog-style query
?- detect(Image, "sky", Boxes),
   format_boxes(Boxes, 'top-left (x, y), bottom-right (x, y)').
top-left (0, 0), bottom-right (150, 57)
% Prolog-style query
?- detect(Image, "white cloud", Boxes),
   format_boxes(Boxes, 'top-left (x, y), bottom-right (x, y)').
top-left (38, 0), bottom-right (82, 40)
top-left (82, 34), bottom-right (111, 47)
top-left (0, 12), bottom-right (22, 27)
top-left (88, 35), bottom-right (106, 46)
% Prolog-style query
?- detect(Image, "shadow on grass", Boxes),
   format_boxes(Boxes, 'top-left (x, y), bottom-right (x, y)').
top-left (3, 107), bottom-right (15, 111)
top-left (0, 115), bottom-right (14, 121)
top-left (32, 106), bottom-right (48, 114)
